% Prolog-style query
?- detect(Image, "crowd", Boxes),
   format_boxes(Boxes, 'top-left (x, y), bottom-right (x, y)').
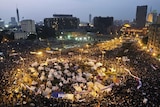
top-left (0, 38), bottom-right (160, 107)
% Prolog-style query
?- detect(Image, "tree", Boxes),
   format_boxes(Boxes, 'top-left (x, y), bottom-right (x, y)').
top-left (27, 34), bottom-right (37, 40)
top-left (142, 36), bottom-right (148, 45)
top-left (0, 32), bottom-right (3, 42)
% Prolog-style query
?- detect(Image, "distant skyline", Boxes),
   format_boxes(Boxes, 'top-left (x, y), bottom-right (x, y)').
top-left (0, 0), bottom-right (160, 23)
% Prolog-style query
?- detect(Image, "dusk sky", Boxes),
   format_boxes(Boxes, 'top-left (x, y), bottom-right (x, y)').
top-left (1, 0), bottom-right (160, 23)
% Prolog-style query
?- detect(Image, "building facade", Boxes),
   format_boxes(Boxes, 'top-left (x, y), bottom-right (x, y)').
top-left (157, 14), bottom-right (160, 24)
top-left (9, 17), bottom-right (17, 27)
top-left (135, 5), bottom-right (147, 28)
top-left (147, 10), bottom-right (158, 24)
top-left (93, 16), bottom-right (113, 34)
top-left (21, 19), bottom-right (36, 34)
top-left (14, 32), bottom-right (28, 40)
top-left (0, 19), bottom-right (4, 27)
top-left (44, 14), bottom-right (79, 32)
top-left (147, 24), bottom-right (160, 54)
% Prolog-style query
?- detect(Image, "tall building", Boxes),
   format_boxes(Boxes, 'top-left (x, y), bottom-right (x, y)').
top-left (156, 14), bottom-right (160, 24)
top-left (9, 17), bottom-right (17, 26)
top-left (0, 19), bottom-right (4, 27)
top-left (147, 10), bottom-right (158, 24)
top-left (44, 14), bottom-right (80, 31)
top-left (16, 8), bottom-right (20, 23)
top-left (147, 24), bottom-right (160, 54)
top-left (147, 13), bottom-right (153, 23)
top-left (135, 5), bottom-right (147, 28)
top-left (21, 19), bottom-right (36, 34)
top-left (89, 14), bottom-right (92, 24)
top-left (93, 16), bottom-right (113, 34)
top-left (152, 10), bottom-right (158, 23)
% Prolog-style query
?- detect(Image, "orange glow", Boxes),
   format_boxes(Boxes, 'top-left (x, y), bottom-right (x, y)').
top-left (152, 53), bottom-right (157, 57)
top-left (37, 51), bottom-right (42, 55)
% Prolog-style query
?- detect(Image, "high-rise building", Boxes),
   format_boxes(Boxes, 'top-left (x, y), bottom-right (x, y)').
top-left (93, 16), bottom-right (113, 34)
top-left (44, 14), bottom-right (80, 31)
top-left (0, 19), bottom-right (4, 27)
top-left (156, 14), bottom-right (160, 24)
top-left (21, 19), bottom-right (36, 34)
top-left (9, 17), bottom-right (17, 26)
top-left (152, 10), bottom-right (158, 23)
top-left (16, 8), bottom-right (20, 23)
top-left (89, 14), bottom-right (92, 24)
top-left (135, 5), bottom-right (147, 28)
top-left (147, 13), bottom-right (153, 23)
top-left (147, 10), bottom-right (158, 24)
top-left (147, 24), bottom-right (160, 54)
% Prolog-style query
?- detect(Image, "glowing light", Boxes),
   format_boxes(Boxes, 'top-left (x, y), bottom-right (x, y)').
top-left (79, 37), bottom-right (82, 41)
top-left (136, 34), bottom-right (139, 37)
top-left (5, 24), bottom-right (9, 28)
top-left (59, 36), bottom-right (63, 40)
top-left (110, 68), bottom-right (116, 72)
top-left (37, 51), bottom-right (42, 56)
top-left (83, 37), bottom-right (87, 40)
top-left (30, 51), bottom-right (43, 55)
top-left (67, 35), bottom-right (71, 39)
top-left (124, 24), bottom-right (131, 28)
top-left (152, 53), bottom-right (157, 57)
top-left (75, 37), bottom-right (78, 40)
top-left (142, 46), bottom-right (147, 50)
top-left (86, 44), bottom-right (89, 48)
top-left (17, 69), bottom-right (21, 71)
top-left (46, 47), bottom-right (51, 51)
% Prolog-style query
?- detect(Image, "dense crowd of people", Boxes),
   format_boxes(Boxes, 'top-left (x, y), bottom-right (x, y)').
top-left (0, 38), bottom-right (160, 107)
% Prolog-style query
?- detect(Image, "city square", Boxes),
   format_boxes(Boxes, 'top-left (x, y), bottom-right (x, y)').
top-left (0, 36), bottom-right (159, 106)
top-left (0, 1), bottom-right (160, 107)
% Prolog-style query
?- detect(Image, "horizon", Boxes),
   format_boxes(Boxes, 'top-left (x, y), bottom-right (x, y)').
top-left (0, 0), bottom-right (160, 23)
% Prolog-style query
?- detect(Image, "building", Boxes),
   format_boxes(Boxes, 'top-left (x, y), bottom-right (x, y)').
top-left (93, 16), bottom-right (113, 34)
top-left (89, 14), bottom-right (92, 24)
top-left (147, 24), bottom-right (160, 55)
top-left (152, 10), bottom-right (158, 23)
top-left (147, 10), bottom-right (158, 24)
top-left (16, 8), bottom-right (20, 23)
top-left (14, 32), bottom-right (28, 40)
top-left (21, 19), bottom-right (36, 34)
top-left (53, 14), bottom-right (72, 18)
top-left (147, 13), bottom-right (153, 23)
top-left (9, 17), bottom-right (17, 27)
top-left (135, 5), bottom-right (148, 28)
top-left (157, 14), bottom-right (160, 24)
top-left (0, 19), bottom-right (4, 27)
top-left (44, 14), bottom-right (80, 32)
